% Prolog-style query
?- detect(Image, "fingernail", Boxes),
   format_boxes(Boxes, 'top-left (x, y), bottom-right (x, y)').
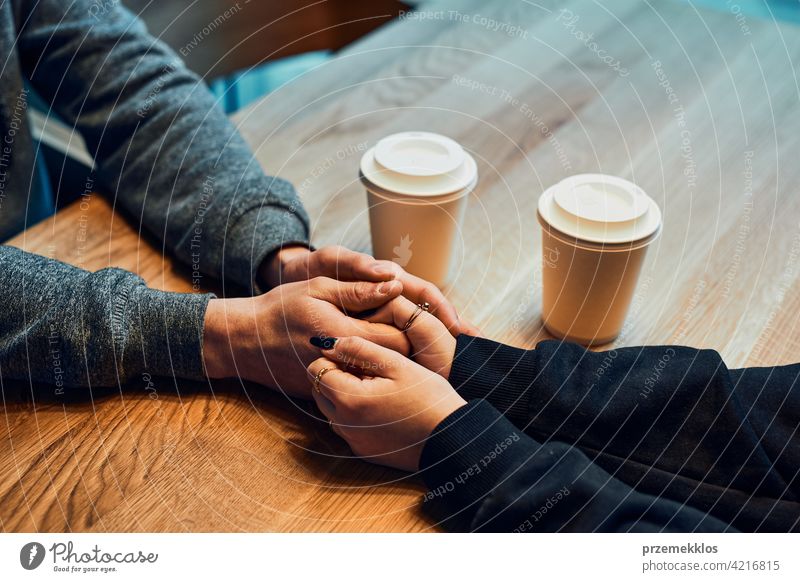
top-left (377, 280), bottom-right (399, 295)
top-left (372, 263), bottom-right (394, 277)
top-left (310, 336), bottom-right (338, 350)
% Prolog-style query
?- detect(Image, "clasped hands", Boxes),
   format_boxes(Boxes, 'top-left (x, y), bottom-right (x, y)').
top-left (202, 246), bottom-right (474, 472)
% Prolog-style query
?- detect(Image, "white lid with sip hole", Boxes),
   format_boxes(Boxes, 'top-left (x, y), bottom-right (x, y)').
top-left (538, 174), bottom-right (662, 245)
top-left (360, 131), bottom-right (478, 198)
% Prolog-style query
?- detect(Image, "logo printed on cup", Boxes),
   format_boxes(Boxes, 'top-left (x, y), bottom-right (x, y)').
top-left (392, 234), bottom-right (414, 267)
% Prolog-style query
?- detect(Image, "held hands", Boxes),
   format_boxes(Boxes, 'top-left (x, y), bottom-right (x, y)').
top-left (364, 296), bottom-right (457, 379)
top-left (203, 277), bottom-right (410, 398)
top-left (202, 243), bottom-right (472, 468)
top-left (203, 245), bottom-right (472, 398)
top-left (262, 245), bottom-right (480, 336)
top-left (308, 337), bottom-right (467, 472)
top-left (305, 296), bottom-right (471, 472)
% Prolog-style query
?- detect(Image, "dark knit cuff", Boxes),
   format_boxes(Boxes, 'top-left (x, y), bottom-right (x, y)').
top-left (123, 285), bottom-right (214, 381)
top-left (419, 400), bottom-right (527, 530)
top-left (448, 335), bottom-right (536, 425)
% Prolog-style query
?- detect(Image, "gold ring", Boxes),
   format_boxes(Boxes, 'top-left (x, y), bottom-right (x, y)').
top-left (402, 302), bottom-right (431, 332)
top-left (313, 367), bottom-right (334, 393)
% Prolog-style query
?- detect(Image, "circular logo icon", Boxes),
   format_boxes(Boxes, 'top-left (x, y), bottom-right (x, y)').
top-left (20, 542), bottom-right (46, 570)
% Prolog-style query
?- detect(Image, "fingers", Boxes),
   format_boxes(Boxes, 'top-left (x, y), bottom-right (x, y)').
top-left (362, 296), bottom-right (445, 352)
top-left (459, 318), bottom-right (483, 337)
top-left (320, 336), bottom-right (406, 380)
top-left (307, 357), bottom-right (362, 398)
top-left (308, 246), bottom-right (397, 282)
top-left (309, 277), bottom-right (402, 313)
top-left (351, 320), bottom-right (412, 357)
top-left (394, 270), bottom-right (462, 335)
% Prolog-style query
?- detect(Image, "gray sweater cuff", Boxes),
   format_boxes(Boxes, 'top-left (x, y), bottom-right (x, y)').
top-left (122, 285), bottom-right (214, 381)
top-left (222, 202), bottom-right (310, 295)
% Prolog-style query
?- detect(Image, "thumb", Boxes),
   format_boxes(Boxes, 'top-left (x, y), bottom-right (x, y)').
top-left (322, 336), bottom-right (405, 379)
top-left (310, 277), bottom-right (402, 313)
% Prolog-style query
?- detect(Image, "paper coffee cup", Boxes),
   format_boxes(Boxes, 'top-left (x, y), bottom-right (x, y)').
top-left (360, 132), bottom-right (477, 287)
top-left (537, 174), bottom-right (662, 345)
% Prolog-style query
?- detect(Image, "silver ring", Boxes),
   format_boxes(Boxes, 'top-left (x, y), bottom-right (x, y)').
top-left (402, 301), bottom-right (430, 332)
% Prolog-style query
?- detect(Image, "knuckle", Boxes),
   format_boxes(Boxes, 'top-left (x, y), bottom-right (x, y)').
top-left (376, 259), bottom-right (402, 276)
top-left (352, 282), bottom-right (374, 302)
top-left (310, 275), bottom-right (332, 289)
top-left (318, 246), bottom-right (337, 259)
top-left (343, 396), bottom-right (366, 417)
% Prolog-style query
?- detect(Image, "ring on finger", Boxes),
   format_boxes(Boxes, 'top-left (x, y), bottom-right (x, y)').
top-left (402, 301), bottom-right (430, 332)
top-left (313, 367), bottom-right (335, 394)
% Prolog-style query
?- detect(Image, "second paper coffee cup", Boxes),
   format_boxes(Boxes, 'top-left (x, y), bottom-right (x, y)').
top-left (360, 132), bottom-right (477, 287)
top-left (537, 174), bottom-right (662, 345)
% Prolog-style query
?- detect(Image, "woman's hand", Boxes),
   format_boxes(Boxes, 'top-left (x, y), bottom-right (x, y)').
top-left (203, 278), bottom-right (410, 399)
top-left (262, 245), bottom-right (480, 337)
top-left (363, 296), bottom-right (457, 379)
top-left (308, 336), bottom-right (467, 472)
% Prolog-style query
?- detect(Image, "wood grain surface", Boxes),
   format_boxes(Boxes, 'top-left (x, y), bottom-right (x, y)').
top-left (3, 0), bottom-right (800, 532)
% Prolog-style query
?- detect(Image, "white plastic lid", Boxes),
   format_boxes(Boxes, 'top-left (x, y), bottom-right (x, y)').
top-left (360, 132), bottom-right (478, 197)
top-left (538, 174), bottom-right (662, 244)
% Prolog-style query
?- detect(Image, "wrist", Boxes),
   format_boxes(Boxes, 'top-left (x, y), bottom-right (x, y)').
top-left (202, 298), bottom-right (237, 379)
top-left (259, 245), bottom-right (311, 290)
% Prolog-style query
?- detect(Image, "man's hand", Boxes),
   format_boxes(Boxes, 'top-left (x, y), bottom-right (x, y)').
top-left (260, 245), bottom-right (480, 336)
top-left (202, 277), bottom-right (410, 398)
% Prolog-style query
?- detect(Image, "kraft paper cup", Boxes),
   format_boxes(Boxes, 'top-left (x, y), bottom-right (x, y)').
top-left (360, 132), bottom-right (477, 287)
top-left (537, 174), bottom-right (662, 345)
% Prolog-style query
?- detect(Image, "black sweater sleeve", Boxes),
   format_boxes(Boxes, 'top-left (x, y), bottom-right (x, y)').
top-left (420, 400), bottom-right (733, 532)
top-left (424, 335), bottom-right (800, 532)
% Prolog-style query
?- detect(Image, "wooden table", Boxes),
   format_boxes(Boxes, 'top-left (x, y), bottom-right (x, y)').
top-left (3, 0), bottom-right (800, 532)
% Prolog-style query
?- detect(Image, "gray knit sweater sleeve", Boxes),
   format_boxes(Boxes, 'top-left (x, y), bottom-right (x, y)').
top-left (15, 0), bottom-right (310, 291)
top-left (0, 246), bottom-right (212, 387)
top-left (0, 1), bottom-right (310, 388)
